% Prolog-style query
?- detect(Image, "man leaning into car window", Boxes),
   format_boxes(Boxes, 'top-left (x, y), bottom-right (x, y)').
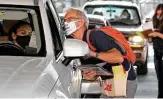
top-left (8, 21), bottom-right (32, 50)
top-left (64, 8), bottom-right (137, 98)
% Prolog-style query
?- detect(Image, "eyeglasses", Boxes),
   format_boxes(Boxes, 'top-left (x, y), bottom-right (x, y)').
top-left (64, 18), bottom-right (80, 22)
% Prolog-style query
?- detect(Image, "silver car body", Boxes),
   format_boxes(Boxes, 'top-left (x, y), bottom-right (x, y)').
top-left (0, 0), bottom-right (86, 98)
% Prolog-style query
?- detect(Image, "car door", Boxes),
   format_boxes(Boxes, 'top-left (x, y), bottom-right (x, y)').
top-left (45, 0), bottom-right (82, 98)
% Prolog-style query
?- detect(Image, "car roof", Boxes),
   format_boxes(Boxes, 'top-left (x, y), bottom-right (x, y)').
top-left (0, 0), bottom-right (38, 6)
top-left (83, 1), bottom-right (139, 8)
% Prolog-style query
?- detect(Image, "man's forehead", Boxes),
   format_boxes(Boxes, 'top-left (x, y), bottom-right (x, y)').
top-left (64, 9), bottom-right (82, 20)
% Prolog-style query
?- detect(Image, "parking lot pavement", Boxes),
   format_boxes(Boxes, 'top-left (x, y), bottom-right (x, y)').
top-left (135, 68), bottom-right (157, 98)
top-left (135, 44), bottom-right (158, 98)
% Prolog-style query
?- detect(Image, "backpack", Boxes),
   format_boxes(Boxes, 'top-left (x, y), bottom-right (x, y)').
top-left (86, 26), bottom-right (136, 63)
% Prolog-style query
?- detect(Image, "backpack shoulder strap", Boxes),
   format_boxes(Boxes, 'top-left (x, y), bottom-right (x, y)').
top-left (99, 27), bottom-right (127, 56)
top-left (86, 30), bottom-right (96, 51)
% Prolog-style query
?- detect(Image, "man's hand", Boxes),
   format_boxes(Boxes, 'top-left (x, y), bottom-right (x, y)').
top-left (83, 50), bottom-right (97, 59)
top-left (89, 50), bottom-right (96, 57)
top-left (83, 69), bottom-right (97, 81)
top-left (83, 49), bottom-right (95, 60)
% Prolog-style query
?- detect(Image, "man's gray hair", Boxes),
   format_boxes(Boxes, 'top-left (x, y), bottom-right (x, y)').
top-left (66, 7), bottom-right (89, 29)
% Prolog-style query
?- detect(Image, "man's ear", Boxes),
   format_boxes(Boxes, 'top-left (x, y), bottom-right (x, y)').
top-left (78, 19), bottom-right (85, 27)
top-left (12, 32), bottom-right (16, 40)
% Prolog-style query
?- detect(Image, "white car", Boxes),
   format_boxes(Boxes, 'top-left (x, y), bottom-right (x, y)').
top-left (83, 1), bottom-right (149, 75)
top-left (0, 0), bottom-right (90, 98)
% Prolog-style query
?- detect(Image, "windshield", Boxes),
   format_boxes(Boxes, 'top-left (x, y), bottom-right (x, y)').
top-left (84, 5), bottom-right (141, 26)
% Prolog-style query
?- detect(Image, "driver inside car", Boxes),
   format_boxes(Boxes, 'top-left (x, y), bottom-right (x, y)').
top-left (8, 21), bottom-right (32, 50)
top-left (120, 9), bottom-right (131, 20)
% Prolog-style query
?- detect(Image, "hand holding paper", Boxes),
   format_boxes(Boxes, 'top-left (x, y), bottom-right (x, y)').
top-left (148, 32), bottom-right (161, 38)
top-left (141, 21), bottom-right (154, 38)
top-left (83, 69), bottom-right (97, 81)
top-left (141, 29), bottom-right (153, 38)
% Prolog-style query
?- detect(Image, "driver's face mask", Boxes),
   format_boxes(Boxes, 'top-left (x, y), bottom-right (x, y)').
top-left (64, 20), bottom-right (80, 35)
top-left (16, 35), bottom-right (31, 49)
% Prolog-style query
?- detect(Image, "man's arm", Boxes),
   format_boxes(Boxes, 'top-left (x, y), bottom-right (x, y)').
top-left (89, 48), bottom-right (124, 64)
top-left (88, 30), bottom-right (124, 63)
top-left (83, 48), bottom-right (123, 81)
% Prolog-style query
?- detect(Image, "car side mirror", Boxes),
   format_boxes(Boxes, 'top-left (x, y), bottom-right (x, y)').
top-left (63, 39), bottom-right (89, 57)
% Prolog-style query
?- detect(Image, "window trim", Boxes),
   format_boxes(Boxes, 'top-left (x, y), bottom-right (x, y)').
top-left (47, 0), bottom-right (65, 43)
top-left (45, 2), bottom-right (63, 60)
top-left (0, 4), bottom-right (46, 57)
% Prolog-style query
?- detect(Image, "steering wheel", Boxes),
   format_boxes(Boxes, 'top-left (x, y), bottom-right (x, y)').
top-left (0, 42), bottom-right (25, 55)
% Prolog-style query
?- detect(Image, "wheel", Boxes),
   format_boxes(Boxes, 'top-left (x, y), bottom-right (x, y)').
top-left (0, 42), bottom-right (25, 55)
top-left (137, 59), bottom-right (148, 75)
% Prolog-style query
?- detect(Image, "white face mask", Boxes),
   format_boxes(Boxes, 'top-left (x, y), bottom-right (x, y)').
top-left (64, 20), bottom-right (80, 35)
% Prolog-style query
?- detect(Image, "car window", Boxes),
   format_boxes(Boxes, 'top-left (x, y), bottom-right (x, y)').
top-left (46, 1), bottom-right (63, 60)
top-left (84, 5), bottom-right (141, 25)
top-left (50, 0), bottom-right (65, 42)
top-left (0, 5), bottom-right (46, 56)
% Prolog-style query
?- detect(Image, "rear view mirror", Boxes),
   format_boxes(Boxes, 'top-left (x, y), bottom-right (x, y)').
top-left (63, 39), bottom-right (89, 57)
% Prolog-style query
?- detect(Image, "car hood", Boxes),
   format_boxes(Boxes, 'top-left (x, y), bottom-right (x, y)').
top-left (112, 25), bottom-right (143, 35)
top-left (0, 56), bottom-right (51, 98)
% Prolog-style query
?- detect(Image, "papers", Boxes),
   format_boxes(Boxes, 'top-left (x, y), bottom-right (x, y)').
top-left (112, 65), bottom-right (126, 79)
top-left (139, 21), bottom-right (154, 38)
top-left (142, 21), bottom-right (154, 30)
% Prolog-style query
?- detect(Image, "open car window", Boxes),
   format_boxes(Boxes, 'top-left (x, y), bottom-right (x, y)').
top-left (0, 5), bottom-right (46, 56)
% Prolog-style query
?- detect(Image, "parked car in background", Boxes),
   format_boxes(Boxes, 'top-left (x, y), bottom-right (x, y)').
top-left (0, 0), bottom-right (90, 98)
top-left (83, 0), bottom-right (149, 75)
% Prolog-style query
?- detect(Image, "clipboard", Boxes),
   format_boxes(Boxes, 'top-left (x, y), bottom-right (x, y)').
top-left (141, 29), bottom-right (153, 38)
top-left (76, 64), bottom-right (113, 76)
top-left (141, 21), bottom-right (154, 38)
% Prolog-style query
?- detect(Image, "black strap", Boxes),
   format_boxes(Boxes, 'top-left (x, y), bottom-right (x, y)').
top-left (28, 13), bottom-right (34, 31)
